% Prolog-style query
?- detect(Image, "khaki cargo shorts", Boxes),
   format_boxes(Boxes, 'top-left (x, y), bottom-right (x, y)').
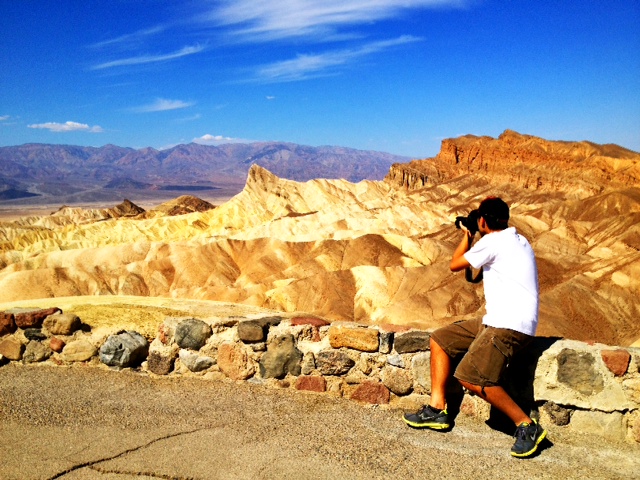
top-left (430, 318), bottom-right (533, 387)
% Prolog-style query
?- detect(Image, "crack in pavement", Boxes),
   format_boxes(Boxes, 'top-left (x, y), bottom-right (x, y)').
top-left (46, 426), bottom-right (212, 480)
top-left (89, 464), bottom-right (196, 480)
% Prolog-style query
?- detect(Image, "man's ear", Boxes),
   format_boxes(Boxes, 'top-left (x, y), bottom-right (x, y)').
top-left (478, 216), bottom-right (486, 230)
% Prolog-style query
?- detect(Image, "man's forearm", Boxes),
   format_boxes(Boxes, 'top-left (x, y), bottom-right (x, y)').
top-left (450, 232), bottom-right (473, 272)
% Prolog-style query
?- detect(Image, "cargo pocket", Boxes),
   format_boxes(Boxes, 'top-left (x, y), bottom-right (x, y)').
top-left (467, 334), bottom-right (511, 386)
top-left (486, 335), bottom-right (511, 385)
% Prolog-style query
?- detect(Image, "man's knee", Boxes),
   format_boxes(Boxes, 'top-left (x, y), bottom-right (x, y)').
top-left (458, 379), bottom-right (483, 396)
top-left (430, 336), bottom-right (445, 353)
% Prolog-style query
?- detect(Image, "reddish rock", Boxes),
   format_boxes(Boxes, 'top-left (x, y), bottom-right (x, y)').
top-left (391, 130), bottom-right (639, 194)
top-left (0, 337), bottom-right (25, 361)
top-left (218, 343), bottom-right (255, 380)
top-left (50, 337), bottom-right (66, 353)
top-left (14, 308), bottom-right (62, 329)
top-left (459, 396), bottom-right (478, 417)
top-left (295, 375), bottom-right (327, 393)
top-left (310, 327), bottom-right (322, 342)
top-left (350, 381), bottom-right (390, 405)
top-left (158, 324), bottom-right (170, 344)
top-left (291, 317), bottom-right (331, 328)
top-left (601, 349), bottom-right (631, 377)
top-left (329, 324), bottom-right (379, 352)
top-left (0, 313), bottom-right (17, 336)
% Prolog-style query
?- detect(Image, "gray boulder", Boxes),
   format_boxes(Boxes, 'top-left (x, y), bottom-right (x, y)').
top-left (315, 350), bottom-right (355, 376)
top-left (23, 341), bottom-right (52, 363)
top-left (394, 331), bottom-right (431, 353)
top-left (99, 331), bottom-right (149, 368)
top-left (23, 328), bottom-right (47, 341)
top-left (174, 318), bottom-right (212, 350)
top-left (179, 349), bottom-right (215, 373)
top-left (259, 334), bottom-right (302, 379)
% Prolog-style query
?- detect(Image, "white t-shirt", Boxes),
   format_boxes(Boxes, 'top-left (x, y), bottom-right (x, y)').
top-left (464, 227), bottom-right (539, 336)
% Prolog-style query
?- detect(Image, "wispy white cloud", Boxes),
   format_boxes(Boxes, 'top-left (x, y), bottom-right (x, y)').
top-left (0, 115), bottom-right (18, 126)
top-left (256, 35), bottom-right (421, 81)
top-left (28, 121), bottom-right (104, 133)
top-left (196, 1), bottom-right (448, 81)
top-left (207, 0), bottom-right (465, 41)
top-left (90, 25), bottom-right (166, 49)
top-left (175, 113), bottom-right (202, 123)
top-left (92, 44), bottom-right (204, 70)
top-left (193, 134), bottom-right (248, 145)
top-left (134, 98), bottom-right (196, 113)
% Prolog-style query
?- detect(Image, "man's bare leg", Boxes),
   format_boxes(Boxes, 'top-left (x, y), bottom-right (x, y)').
top-left (458, 380), bottom-right (530, 426)
top-left (402, 339), bottom-right (452, 429)
top-left (428, 337), bottom-right (451, 410)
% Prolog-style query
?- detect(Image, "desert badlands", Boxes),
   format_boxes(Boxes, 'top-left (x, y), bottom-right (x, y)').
top-left (0, 130), bottom-right (638, 348)
top-left (1, 130), bottom-right (640, 479)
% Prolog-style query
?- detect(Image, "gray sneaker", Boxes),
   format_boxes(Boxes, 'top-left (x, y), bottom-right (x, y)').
top-left (403, 405), bottom-right (450, 430)
top-left (511, 420), bottom-right (547, 458)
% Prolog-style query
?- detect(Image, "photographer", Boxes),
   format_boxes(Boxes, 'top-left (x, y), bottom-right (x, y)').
top-left (403, 197), bottom-right (547, 458)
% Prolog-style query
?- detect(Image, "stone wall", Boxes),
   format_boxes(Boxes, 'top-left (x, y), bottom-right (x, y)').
top-left (1, 308), bottom-right (639, 443)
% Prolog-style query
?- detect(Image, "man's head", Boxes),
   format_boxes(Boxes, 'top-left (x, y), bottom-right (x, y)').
top-left (478, 197), bottom-right (509, 231)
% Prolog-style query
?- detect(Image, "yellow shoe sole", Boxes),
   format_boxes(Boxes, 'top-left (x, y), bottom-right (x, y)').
top-left (511, 428), bottom-right (548, 458)
top-left (402, 416), bottom-right (450, 430)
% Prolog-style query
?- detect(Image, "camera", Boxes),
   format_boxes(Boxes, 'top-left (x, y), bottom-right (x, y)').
top-left (455, 209), bottom-right (480, 235)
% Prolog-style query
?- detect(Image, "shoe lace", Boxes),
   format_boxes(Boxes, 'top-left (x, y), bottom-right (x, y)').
top-left (514, 423), bottom-right (530, 440)
top-left (419, 405), bottom-right (435, 416)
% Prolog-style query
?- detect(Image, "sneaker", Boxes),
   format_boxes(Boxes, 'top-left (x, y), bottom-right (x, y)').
top-left (511, 420), bottom-right (547, 458)
top-left (403, 405), bottom-right (450, 430)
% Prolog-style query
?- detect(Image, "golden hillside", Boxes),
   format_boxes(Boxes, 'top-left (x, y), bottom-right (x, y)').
top-left (1, 131), bottom-right (638, 347)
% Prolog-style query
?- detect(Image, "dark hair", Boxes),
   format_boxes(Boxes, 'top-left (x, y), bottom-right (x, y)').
top-left (478, 197), bottom-right (509, 230)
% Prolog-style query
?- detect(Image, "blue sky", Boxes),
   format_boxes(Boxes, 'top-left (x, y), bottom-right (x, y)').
top-left (1, 0), bottom-right (639, 158)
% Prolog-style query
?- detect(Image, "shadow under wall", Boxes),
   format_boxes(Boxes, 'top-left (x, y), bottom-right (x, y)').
top-left (485, 336), bottom-right (561, 434)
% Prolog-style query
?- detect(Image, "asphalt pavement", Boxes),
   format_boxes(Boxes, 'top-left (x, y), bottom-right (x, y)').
top-left (0, 364), bottom-right (638, 480)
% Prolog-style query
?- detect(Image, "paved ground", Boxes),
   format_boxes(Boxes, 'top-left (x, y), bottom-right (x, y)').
top-left (1, 364), bottom-right (638, 480)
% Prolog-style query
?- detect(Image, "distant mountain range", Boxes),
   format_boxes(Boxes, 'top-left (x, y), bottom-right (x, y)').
top-left (0, 142), bottom-right (411, 204)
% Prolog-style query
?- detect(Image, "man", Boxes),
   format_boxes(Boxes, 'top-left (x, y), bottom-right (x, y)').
top-left (403, 197), bottom-right (547, 458)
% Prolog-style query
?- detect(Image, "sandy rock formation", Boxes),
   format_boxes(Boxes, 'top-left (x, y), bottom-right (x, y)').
top-left (0, 131), bottom-right (638, 347)
top-left (142, 195), bottom-right (216, 218)
top-left (386, 130), bottom-right (639, 196)
top-left (10, 199), bottom-right (146, 230)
